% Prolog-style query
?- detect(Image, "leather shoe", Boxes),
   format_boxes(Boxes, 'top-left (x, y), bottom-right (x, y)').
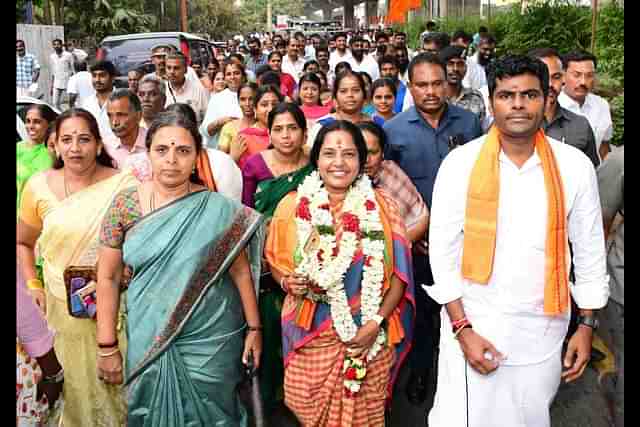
top-left (406, 372), bottom-right (428, 405)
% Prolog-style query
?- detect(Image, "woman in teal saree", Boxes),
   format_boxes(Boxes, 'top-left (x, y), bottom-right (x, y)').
top-left (96, 110), bottom-right (264, 426)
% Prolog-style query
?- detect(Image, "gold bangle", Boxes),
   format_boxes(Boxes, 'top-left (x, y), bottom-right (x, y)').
top-left (26, 278), bottom-right (44, 290)
top-left (97, 348), bottom-right (120, 357)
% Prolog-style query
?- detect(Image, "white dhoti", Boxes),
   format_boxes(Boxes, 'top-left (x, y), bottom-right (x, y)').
top-left (428, 339), bottom-right (562, 427)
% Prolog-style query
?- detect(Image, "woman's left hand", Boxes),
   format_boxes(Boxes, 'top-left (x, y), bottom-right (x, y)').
top-left (242, 330), bottom-right (263, 370)
top-left (346, 320), bottom-right (380, 359)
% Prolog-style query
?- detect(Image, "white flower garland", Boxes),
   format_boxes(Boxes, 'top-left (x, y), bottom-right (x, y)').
top-left (294, 172), bottom-right (387, 362)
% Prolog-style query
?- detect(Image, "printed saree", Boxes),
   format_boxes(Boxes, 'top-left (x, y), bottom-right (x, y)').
top-left (122, 190), bottom-right (264, 427)
top-left (34, 171), bottom-right (136, 427)
top-left (266, 189), bottom-right (415, 426)
top-left (237, 127), bottom-right (270, 170)
top-left (252, 162), bottom-right (312, 413)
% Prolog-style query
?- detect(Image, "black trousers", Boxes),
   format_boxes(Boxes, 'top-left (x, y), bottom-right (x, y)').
top-left (407, 252), bottom-right (441, 379)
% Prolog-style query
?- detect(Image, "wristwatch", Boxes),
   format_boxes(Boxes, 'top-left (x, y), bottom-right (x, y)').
top-left (371, 314), bottom-right (385, 328)
top-left (577, 315), bottom-right (599, 330)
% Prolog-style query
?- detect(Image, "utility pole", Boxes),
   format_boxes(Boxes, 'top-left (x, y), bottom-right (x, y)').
top-left (267, 0), bottom-right (272, 33)
top-left (590, 0), bottom-right (598, 52)
top-left (180, 0), bottom-right (188, 32)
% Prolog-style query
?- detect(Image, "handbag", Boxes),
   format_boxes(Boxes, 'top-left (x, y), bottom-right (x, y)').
top-left (63, 265), bottom-right (130, 319)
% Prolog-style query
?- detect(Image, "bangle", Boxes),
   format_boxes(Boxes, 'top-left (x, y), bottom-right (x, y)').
top-left (97, 348), bottom-right (120, 357)
top-left (453, 323), bottom-right (472, 340)
top-left (280, 275), bottom-right (289, 292)
top-left (451, 316), bottom-right (468, 329)
top-left (41, 368), bottom-right (64, 384)
top-left (26, 278), bottom-right (44, 290)
top-left (247, 325), bottom-right (263, 332)
top-left (98, 339), bottom-right (119, 349)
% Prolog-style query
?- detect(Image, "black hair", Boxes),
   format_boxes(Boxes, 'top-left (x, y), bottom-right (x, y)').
top-left (479, 33), bottom-right (497, 45)
top-left (237, 82), bottom-right (258, 101)
top-left (375, 33), bottom-right (388, 42)
top-left (452, 30), bottom-right (471, 43)
top-left (164, 103), bottom-right (197, 124)
top-left (426, 21), bottom-right (437, 31)
top-left (486, 54), bottom-right (549, 100)
top-left (260, 71), bottom-right (281, 89)
top-left (145, 109), bottom-right (204, 185)
top-left (315, 70), bottom-right (328, 88)
top-left (315, 45), bottom-right (329, 56)
top-left (357, 121), bottom-right (387, 153)
top-left (562, 50), bottom-right (598, 70)
top-left (378, 55), bottom-right (399, 69)
top-left (52, 38), bottom-right (63, 45)
top-left (255, 84), bottom-right (284, 107)
top-left (478, 26), bottom-right (488, 33)
top-left (309, 120), bottom-right (368, 175)
top-left (229, 52), bottom-right (244, 63)
top-left (349, 36), bottom-right (365, 46)
top-left (268, 102), bottom-right (307, 132)
top-left (439, 45), bottom-right (466, 63)
top-left (25, 103), bottom-right (58, 125)
top-left (528, 47), bottom-right (562, 68)
top-left (255, 64), bottom-right (273, 80)
top-left (108, 89), bottom-right (142, 112)
top-left (90, 60), bottom-right (117, 76)
top-left (268, 50), bottom-right (282, 62)
top-left (371, 78), bottom-right (397, 98)
top-left (208, 57), bottom-right (220, 69)
top-left (332, 70), bottom-right (367, 99)
top-left (248, 37), bottom-right (261, 47)
top-left (334, 61), bottom-right (352, 75)
top-left (360, 71), bottom-right (373, 88)
top-left (223, 60), bottom-right (247, 81)
top-left (275, 40), bottom-right (287, 50)
top-left (53, 108), bottom-right (116, 169)
top-left (408, 52), bottom-right (446, 82)
top-left (297, 73), bottom-right (323, 106)
top-left (303, 60), bottom-right (320, 72)
top-left (422, 32), bottom-right (450, 50)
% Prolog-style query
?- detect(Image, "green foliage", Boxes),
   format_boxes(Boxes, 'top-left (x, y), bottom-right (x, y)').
top-left (491, 1), bottom-right (592, 57)
top-left (594, 3), bottom-right (624, 86)
top-left (610, 93), bottom-right (624, 147)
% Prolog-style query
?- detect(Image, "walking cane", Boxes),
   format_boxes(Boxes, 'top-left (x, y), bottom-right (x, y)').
top-left (246, 351), bottom-right (266, 427)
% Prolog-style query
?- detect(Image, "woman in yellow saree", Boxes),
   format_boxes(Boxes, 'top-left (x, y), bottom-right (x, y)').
top-left (17, 108), bottom-right (136, 426)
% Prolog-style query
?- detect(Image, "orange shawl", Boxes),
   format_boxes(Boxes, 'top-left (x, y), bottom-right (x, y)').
top-left (461, 127), bottom-right (569, 315)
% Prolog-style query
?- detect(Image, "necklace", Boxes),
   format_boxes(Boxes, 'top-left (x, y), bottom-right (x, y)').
top-left (150, 182), bottom-right (191, 211)
top-left (63, 171), bottom-right (95, 198)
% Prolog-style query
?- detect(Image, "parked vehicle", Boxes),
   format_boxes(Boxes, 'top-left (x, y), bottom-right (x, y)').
top-left (97, 32), bottom-right (218, 88)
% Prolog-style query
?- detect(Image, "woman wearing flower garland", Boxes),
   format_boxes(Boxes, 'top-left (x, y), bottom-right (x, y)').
top-left (265, 120), bottom-right (415, 426)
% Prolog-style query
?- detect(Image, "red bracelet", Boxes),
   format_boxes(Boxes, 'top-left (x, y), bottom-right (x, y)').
top-left (451, 319), bottom-right (471, 335)
top-left (451, 316), bottom-right (468, 329)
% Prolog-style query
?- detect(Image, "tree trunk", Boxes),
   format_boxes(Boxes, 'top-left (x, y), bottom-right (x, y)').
top-left (43, 0), bottom-right (52, 24)
top-left (53, 0), bottom-right (64, 26)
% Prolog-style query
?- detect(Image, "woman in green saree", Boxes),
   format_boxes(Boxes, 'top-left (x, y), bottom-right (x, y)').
top-left (241, 102), bottom-right (312, 414)
top-left (95, 110), bottom-right (264, 426)
top-left (17, 104), bottom-right (56, 213)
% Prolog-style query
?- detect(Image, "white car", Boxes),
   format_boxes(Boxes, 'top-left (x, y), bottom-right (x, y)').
top-left (16, 96), bottom-right (61, 142)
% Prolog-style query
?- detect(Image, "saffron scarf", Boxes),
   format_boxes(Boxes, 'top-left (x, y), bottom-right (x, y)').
top-left (461, 127), bottom-right (569, 315)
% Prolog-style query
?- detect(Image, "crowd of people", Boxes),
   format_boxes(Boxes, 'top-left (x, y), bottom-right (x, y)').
top-left (16, 23), bottom-right (623, 427)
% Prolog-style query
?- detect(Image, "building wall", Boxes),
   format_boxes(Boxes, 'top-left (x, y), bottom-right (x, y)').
top-left (17, 24), bottom-right (66, 104)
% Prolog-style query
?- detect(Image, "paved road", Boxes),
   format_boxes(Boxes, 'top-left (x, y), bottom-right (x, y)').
top-left (267, 358), bottom-right (613, 426)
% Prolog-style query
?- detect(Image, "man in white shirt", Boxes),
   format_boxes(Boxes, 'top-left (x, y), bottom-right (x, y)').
top-left (50, 38), bottom-right (75, 109)
top-left (347, 36), bottom-right (379, 81)
top-left (104, 89), bottom-right (147, 170)
top-left (79, 60), bottom-right (116, 141)
top-left (558, 50), bottom-right (613, 162)
top-left (462, 34), bottom-right (495, 91)
top-left (65, 39), bottom-right (88, 63)
top-left (164, 53), bottom-right (210, 124)
top-left (281, 37), bottom-right (305, 84)
top-left (67, 61), bottom-right (95, 108)
top-left (329, 33), bottom-right (352, 72)
top-left (427, 55), bottom-right (608, 427)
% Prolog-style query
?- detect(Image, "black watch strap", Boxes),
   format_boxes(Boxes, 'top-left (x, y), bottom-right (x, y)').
top-left (577, 315), bottom-right (599, 330)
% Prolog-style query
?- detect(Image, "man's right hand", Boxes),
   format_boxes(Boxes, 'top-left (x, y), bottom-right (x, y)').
top-left (457, 328), bottom-right (504, 375)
